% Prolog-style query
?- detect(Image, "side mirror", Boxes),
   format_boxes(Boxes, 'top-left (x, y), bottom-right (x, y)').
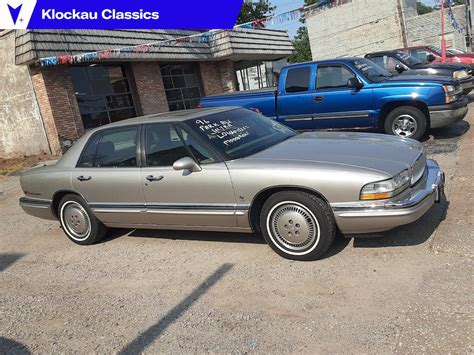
top-left (395, 64), bottom-right (406, 74)
top-left (426, 54), bottom-right (436, 62)
top-left (173, 157), bottom-right (202, 173)
top-left (347, 77), bottom-right (363, 90)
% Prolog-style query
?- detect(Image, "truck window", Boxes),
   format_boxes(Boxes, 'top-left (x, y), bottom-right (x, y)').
top-left (316, 65), bottom-right (355, 89)
top-left (285, 67), bottom-right (311, 93)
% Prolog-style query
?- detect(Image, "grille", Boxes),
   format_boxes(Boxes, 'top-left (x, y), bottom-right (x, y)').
top-left (411, 152), bottom-right (426, 186)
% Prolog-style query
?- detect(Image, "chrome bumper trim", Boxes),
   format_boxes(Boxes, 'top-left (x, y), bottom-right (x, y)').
top-left (19, 197), bottom-right (57, 220)
top-left (331, 160), bottom-right (445, 234)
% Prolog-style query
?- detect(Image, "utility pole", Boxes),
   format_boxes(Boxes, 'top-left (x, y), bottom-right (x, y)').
top-left (441, 0), bottom-right (447, 62)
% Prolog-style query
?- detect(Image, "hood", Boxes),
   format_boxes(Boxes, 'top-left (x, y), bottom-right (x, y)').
top-left (245, 132), bottom-right (423, 176)
top-left (412, 61), bottom-right (470, 71)
top-left (385, 74), bottom-right (457, 85)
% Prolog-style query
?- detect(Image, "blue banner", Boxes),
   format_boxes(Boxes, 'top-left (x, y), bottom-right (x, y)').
top-left (0, 0), bottom-right (243, 29)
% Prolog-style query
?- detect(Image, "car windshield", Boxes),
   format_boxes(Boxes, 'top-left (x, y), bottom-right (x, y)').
top-left (352, 59), bottom-right (393, 82)
top-left (427, 45), bottom-right (442, 55)
top-left (185, 109), bottom-right (296, 160)
top-left (395, 52), bottom-right (423, 66)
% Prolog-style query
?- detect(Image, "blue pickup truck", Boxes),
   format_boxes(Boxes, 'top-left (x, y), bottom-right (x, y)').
top-left (200, 58), bottom-right (469, 140)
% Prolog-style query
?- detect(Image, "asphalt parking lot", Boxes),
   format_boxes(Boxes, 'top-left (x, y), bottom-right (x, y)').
top-left (1, 108), bottom-right (473, 354)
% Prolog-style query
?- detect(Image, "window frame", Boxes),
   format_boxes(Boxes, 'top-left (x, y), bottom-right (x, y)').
top-left (140, 122), bottom-right (223, 168)
top-left (284, 66), bottom-right (312, 94)
top-left (315, 63), bottom-right (357, 91)
top-left (75, 125), bottom-right (142, 169)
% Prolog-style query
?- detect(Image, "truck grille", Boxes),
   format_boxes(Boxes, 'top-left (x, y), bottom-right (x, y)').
top-left (411, 152), bottom-right (426, 186)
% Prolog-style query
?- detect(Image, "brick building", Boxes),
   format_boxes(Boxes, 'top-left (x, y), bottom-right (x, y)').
top-left (0, 29), bottom-right (293, 158)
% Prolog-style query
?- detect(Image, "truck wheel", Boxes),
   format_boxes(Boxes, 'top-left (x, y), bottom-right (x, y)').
top-left (384, 106), bottom-right (427, 141)
top-left (260, 191), bottom-right (336, 261)
top-left (59, 194), bottom-right (108, 245)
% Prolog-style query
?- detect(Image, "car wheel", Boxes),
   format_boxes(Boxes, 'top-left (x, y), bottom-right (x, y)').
top-left (260, 191), bottom-right (336, 261)
top-left (58, 194), bottom-right (107, 245)
top-left (384, 106), bottom-right (427, 141)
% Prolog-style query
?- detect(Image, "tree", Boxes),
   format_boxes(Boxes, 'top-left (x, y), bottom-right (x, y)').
top-left (288, 0), bottom-right (315, 63)
top-left (236, 0), bottom-right (276, 24)
top-left (416, 1), bottom-right (433, 15)
top-left (288, 27), bottom-right (312, 63)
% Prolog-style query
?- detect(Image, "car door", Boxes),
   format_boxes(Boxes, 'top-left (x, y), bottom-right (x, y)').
top-left (140, 122), bottom-right (238, 228)
top-left (277, 65), bottom-right (317, 130)
top-left (72, 125), bottom-right (147, 226)
top-left (311, 63), bottom-right (374, 129)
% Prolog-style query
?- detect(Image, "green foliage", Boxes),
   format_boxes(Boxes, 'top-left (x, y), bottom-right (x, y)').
top-left (416, 1), bottom-right (433, 15)
top-left (288, 27), bottom-right (313, 63)
top-left (236, 0), bottom-right (276, 24)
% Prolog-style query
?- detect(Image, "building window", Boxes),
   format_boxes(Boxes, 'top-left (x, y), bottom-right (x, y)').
top-left (160, 63), bottom-right (203, 111)
top-left (69, 65), bottom-right (137, 129)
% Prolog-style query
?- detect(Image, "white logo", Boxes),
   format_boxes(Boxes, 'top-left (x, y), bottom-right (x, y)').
top-left (0, 0), bottom-right (37, 29)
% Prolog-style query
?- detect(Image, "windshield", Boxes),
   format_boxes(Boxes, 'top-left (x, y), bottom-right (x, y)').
top-left (427, 45), bottom-right (442, 55)
top-left (186, 109), bottom-right (296, 160)
top-left (395, 52), bottom-right (423, 66)
top-left (352, 59), bottom-right (393, 83)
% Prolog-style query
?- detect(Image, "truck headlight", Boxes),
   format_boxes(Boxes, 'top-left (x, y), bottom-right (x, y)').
top-left (360, 170), bottom-right (411, 200)
top-left (443, 84), bottom-right (461, 103)
top-left (453, 70), bottom-right (469, 79)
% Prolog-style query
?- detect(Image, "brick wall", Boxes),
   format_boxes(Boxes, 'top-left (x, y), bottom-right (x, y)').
top-left (306, 0), bottom-right (417, 60)
top-left (218, 60), bottom-right (238, 92)
top-left (406, 5), bottom-right (467, 51)
top-left (199, 61), bottom-right (225, 95)
top-left (131, 62), bottom-right (169, 115)
top-left (30, 65), bottom-right (83, 155)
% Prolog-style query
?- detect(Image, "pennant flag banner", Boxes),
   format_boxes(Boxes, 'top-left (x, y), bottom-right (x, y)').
top-left (447, 0), bottom-right (464, 34)
top-left (37, 4), bottom-right (321, 67)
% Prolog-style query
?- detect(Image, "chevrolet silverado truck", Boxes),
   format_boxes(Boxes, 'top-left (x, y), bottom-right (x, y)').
top-left (199, 58), bottom-right (469, 141)
top-left (365, 50), bottom-right (474, 95)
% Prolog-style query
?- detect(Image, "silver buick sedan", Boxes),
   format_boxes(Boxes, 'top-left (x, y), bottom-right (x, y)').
top-left (20, 107), bottom-right (445, 260)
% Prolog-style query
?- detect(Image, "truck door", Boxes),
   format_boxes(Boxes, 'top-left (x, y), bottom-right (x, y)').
top-left (277, 64), bottom-right (317, 130)
top-left (311, 63), bottom-right (374, 129)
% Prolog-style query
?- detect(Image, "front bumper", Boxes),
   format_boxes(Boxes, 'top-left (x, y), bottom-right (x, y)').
top-left (428, 97), bottom-right (468, 128)
top-left (331, 160), bottom-right (445, 234)
top-left (19, 197), bottom-right (57, 220)
top-left (459, 77), bottom-right (474, 94)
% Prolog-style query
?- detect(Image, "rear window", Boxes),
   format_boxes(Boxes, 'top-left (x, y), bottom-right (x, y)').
top-left (285, 67), bottom-right (311, 93)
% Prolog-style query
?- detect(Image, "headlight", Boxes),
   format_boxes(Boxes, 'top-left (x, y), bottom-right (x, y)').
top-left (453, 70), bottom-right (469, 79)
top-left (443, 84), bottom-right (462, 103)
top-left (360, 170), bottom-right (411, 200)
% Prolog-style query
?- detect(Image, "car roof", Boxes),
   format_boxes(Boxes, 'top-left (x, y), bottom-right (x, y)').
top-left (366, 50), bottom-right (399, 56)
top-left (92, 106), bottom-right (241, 131)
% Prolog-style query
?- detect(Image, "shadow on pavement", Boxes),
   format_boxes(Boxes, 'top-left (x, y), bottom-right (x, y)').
top-left (119, 263), bottom-right (234, 354)
top-left (0, 253), bottom-right (24, 272)
top-left (353, 197), bottom-right (449, 249)
top-left (0, 337), bottom-right (30, 354)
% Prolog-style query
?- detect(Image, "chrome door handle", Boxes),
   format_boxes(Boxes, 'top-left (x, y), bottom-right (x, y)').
top-left (146, 175), bottom-right (164, 182)
top-left (77, 176), bottom-right (92, 181)
top-left (315, 96), bottom-right (324, 102)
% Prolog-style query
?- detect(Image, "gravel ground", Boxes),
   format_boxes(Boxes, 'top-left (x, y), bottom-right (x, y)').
top-left (0, 109), bottom-right (473, 354)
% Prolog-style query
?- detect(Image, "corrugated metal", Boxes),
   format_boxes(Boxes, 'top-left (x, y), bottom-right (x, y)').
top-left (15, 29), bottom-right (293, 65)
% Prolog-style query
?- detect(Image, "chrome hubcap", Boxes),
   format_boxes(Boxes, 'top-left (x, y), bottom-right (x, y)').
top-left (268, 201), bottom-right (319, 252)
top-left (392, 114), bottom-right (418, 138)
top-left (61, 202), bottom-right (91, 240)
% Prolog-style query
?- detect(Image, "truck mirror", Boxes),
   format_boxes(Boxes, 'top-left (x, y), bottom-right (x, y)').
top-left (347, 78), bottom-right (363, 90)
top-left (426, 54), bottom-right (436, 62)
top-left (395, 64), bottom-right (406, 74)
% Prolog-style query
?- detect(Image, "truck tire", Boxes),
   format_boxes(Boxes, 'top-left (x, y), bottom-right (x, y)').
top-left (384, 106), bottom-right (427, 141)
top-left (260, 191), bottom-right (336, 261)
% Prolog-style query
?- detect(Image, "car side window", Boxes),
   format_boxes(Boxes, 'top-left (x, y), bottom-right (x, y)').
top-left (145, 124), bottom-right (190, 167)
top-left (316, 65), bottom-right (355, 89)
top-left (409, 49), bottom-right (430, 62)
top-left (95, 127), bottom-right (138, 167)
top-left (285, 67), bottom-right (311, 93)
top-left (175, 126), bottom-right (216, 164)
top-left (371, 55), bottom-right (401, 74)
top-left (77, 134), bottom-right (101, 168)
